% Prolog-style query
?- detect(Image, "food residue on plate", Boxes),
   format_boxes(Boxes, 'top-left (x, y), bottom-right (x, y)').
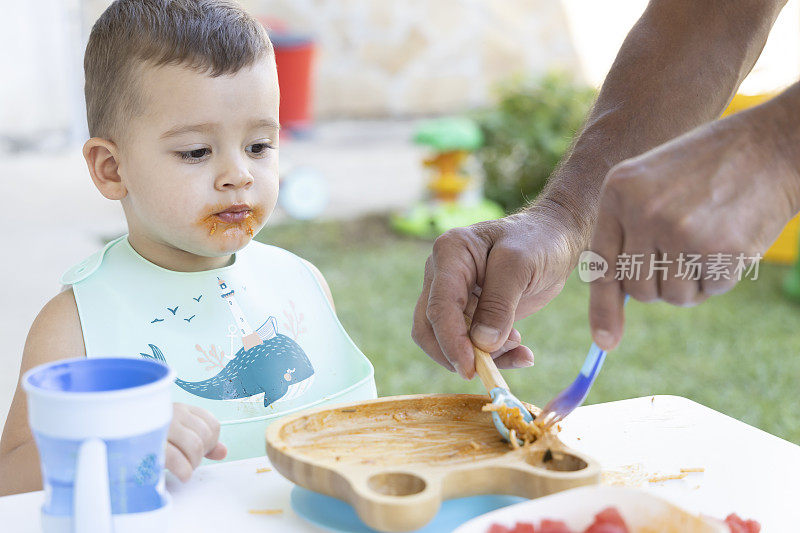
top-left (603, 464), bottom-right (705, 487)
top-left (481, 404), bottom-right (552, 446)
top-left (279, 396), bottom-right (580, 471)
top-left (647, 473), bottom-right (688, 483)
top-left (281, 397), bottom-right (512, 467)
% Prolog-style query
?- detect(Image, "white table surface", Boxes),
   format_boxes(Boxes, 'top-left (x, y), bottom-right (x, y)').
top-left (1, 395), bottom-right (798, 532)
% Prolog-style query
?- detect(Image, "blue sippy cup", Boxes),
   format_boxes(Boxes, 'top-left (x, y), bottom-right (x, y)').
top-left (23, 357), bottom-right (174, 533)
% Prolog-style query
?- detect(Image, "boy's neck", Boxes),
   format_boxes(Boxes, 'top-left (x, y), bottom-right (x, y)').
top-left (127, 233), bottom-right (234, 272)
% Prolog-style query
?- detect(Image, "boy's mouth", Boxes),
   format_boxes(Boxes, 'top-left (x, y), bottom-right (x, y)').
top-left (213, 204), bottom-right (252, 223)
top-left (199, 202), bottom-right (264, 237)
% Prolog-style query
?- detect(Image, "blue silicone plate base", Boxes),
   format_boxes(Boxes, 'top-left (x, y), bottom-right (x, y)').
top-left (290, 486), bottom-right (525, 532)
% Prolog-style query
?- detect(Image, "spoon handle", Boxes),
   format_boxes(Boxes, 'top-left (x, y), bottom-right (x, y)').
top-left (464, 315), bottom-right (510, 392)
top-left (473, 342), bottom-right (510, 392)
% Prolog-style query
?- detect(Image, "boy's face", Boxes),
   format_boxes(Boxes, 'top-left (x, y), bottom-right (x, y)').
top-left (115, 57), bottom-right (280, 258)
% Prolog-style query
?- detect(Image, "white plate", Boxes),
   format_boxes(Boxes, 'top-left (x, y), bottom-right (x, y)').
top-left (453, 486), bottom-right (727, 533)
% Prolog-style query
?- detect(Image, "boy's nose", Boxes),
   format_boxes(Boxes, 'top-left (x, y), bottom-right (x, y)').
top-left (215, 162), bottom-right (254, 190)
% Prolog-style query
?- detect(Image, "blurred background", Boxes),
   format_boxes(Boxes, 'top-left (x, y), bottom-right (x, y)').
top-left (2, 0), bottom-right (800, 441)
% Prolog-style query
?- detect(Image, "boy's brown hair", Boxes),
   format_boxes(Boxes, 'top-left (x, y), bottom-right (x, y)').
top-left (84, 0), bottom-right (272, 140)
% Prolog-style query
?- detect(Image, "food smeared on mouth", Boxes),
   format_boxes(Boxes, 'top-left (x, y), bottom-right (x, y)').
top-left (199, 203), bottom-right (265, 237)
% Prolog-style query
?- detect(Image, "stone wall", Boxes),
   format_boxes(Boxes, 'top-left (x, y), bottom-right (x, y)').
top-left (8, 0), bottom-right (796, 144)
top-left (240, 0), bottom-right (582, 118)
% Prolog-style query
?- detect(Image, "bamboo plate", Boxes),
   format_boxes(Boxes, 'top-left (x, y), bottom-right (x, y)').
top-left (266, 393), bottom-right (600, 532)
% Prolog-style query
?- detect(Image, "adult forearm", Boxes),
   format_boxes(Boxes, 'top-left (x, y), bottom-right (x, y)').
top-left (538, 0), bottom-right (786, 244)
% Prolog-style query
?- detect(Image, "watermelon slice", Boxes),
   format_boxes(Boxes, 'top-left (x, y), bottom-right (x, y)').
top-left (724, 513), bottom-right (761, 533)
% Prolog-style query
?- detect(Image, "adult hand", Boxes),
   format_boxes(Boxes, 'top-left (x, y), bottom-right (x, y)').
top-left (166, 403), bottom-right (227, 482)
top-left (590, 108), bottom-right (800, 351)
top-left (412, 200), bottom-right (586, 379)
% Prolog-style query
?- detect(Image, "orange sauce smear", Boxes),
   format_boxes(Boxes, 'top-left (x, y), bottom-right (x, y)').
top-left (197, 204), bottom-right (266, 238)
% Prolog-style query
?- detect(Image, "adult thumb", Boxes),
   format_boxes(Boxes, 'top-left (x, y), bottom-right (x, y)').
top-left (470, 250), bottom-right (527, 352)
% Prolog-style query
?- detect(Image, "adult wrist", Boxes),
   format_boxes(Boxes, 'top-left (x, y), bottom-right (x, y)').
top-left (743, 83), bottom-right (800, 215)
top-left (532, 148), bottom-right (613, 247)
top-left (516, 193), bottom-right (591, 267)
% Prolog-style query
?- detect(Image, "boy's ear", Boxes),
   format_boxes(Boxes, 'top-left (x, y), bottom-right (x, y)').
top-left (82, 138), bottom-right (127, 200)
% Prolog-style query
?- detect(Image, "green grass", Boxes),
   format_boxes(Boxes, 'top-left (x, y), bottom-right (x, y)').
top-left (256, 216), bottom-right (800, 444)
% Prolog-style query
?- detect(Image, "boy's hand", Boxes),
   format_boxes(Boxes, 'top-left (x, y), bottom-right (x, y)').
top-left (166, 403), bottom-right (227, 482)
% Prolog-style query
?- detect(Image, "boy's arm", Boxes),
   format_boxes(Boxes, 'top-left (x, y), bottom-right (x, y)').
top-left (0, 288), bottom-right (226, 492)
top-left (302, 259), bottom-right (335, 312)
top-left (0, 289), bottom-right (86, 496)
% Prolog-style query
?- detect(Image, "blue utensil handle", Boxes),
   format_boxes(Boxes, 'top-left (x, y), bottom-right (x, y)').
top-left (564, 295), bottom-right (629, 404)
top-left (539, 295), bottom-right (630, 425)
top-left (579, 343), bottom-right (607, 378)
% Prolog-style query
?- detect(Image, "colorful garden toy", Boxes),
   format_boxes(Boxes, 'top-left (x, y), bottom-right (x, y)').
top-left (414, 117), bottom-right (483, 202)
top-left (392, 117), bottom-right (504, 238)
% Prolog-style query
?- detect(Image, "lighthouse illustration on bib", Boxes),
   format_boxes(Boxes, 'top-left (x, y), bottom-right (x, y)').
top-left (141, 276), bottom-right (316, 407)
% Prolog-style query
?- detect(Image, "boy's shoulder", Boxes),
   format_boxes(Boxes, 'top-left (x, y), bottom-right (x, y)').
top-left (25, 288), bottom-right (85, 366)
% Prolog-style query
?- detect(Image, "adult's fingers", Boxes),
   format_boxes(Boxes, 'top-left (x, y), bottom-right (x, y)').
top-left (411, 258), bottom-right (456, 372)
top-left (426, 235), bottom-right (478, 378)
top-left (427, 274), bottom-right (474, 378)
top-left (590, 282), bottom-right (626, 350)
top-left (413, 295), bottom-right (456, 371)
top-left (619, 243), bottom-right (659, 304)
top-left (492, 345), bottom-right (535, 369)
top-left (699, 252), bottom-right (740, 296)
top-left (470, 245), bottom-right (531, 352)
top-left (589, 198), bottom-right (626, 350)
top-left (659, 250), bottom-right (705, 306)
top-left (490, 327), bottom-right (520, 357)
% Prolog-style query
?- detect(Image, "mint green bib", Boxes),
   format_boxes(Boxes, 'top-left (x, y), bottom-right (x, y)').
top-left (61, 236), bottom-right (376, 460)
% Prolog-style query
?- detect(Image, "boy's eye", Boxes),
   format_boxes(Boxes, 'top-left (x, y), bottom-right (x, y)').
top-left (246, 142), bottom-right (274, 157)
top-left (177, 148), bottom-right (211, 161)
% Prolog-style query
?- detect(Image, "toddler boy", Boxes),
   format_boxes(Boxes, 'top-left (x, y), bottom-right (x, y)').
top-left (0, 0), bottom-right (375, 496)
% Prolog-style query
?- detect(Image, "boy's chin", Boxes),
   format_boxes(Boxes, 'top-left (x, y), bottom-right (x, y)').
top-left (198, 234), bottom-right (256, 256)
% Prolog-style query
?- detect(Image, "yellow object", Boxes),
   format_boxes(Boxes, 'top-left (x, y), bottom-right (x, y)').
top-left (425, 150), bottom-right (471, 201)
top-left (720, 93), bottom-right (774, 117)
top-left (764, 213), bottom-right (800, 265)
top-left (722, 93), bottom-right (798, 264)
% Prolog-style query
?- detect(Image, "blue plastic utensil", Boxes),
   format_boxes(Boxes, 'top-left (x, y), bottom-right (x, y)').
top-left (536, 342), bottom-right (608, 430)
top-left (538, 296), bottom-right (629, 429)
top-left (466, 316), bottom-right (534, 445)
